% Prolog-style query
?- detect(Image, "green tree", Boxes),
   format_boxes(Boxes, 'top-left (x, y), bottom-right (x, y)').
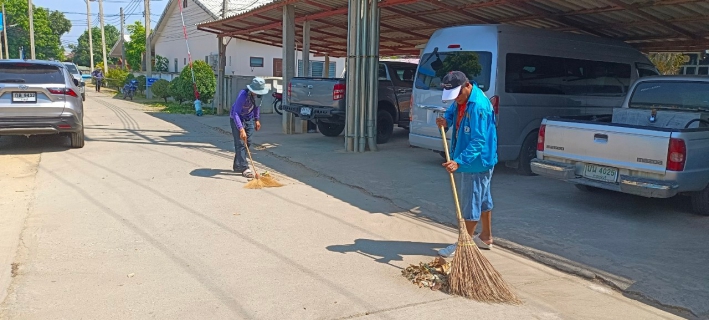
top-left (136, 75), bottom-right (146, 93)
top-left (151, 79), bottom-right (171, 102)
top-left (0, 0), bottom-right (71, 59)
top-left (155, 55), bottom-right (169, 72)
top-left (647, 53), bottom-right (686, 75)
top-left (179, 60), bottom-right (216, 102)
top-left (69, 25), bottom-right (120, 67)
top-left (125, 21), bottom-right (146, 71)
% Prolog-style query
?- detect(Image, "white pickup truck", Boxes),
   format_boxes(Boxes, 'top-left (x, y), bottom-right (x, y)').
top-left (531, 76), bottom-right (709, 215)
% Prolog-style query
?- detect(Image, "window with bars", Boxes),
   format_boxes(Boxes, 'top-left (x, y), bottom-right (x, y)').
top-left (297, 60), bottom-right (336, 77)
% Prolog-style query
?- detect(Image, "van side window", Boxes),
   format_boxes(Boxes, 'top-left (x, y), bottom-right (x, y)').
top-left (505, 54), bottom-right (631, 96)
top-left (378, 64), bottom-right (388, 80)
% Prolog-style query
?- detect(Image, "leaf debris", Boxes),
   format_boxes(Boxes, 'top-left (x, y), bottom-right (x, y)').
top-left (401, 257), bottom-right (451, 292)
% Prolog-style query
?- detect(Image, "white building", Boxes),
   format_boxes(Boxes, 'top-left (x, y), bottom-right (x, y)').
top-left (150, 0), bottom-right (345, 78)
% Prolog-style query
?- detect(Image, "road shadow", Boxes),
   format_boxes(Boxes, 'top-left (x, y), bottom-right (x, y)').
top-left (190, 168), bottom-right (242, 180)
top-left (327, 239), bottom-right (448, 268)
top-left (0, 135), bottom-right (72, 155)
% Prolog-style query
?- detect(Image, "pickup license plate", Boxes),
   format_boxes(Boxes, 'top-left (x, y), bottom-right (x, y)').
top-left (583, 164), bottom-right (618, 183)
top-left (12, 92), bottom-right (37, 103)
top-left (300, 107), bottom-right (312, 116)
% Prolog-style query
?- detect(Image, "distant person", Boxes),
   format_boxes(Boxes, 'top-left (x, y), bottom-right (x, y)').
top-left (230, 77), bottom-right (268, 178)
top-left (91, 69), bottom-right (104, 92)
top-left (435, 71), bottom-right (498, 257)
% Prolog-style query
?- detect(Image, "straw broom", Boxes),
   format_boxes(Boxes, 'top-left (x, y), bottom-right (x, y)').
top-left (243, 138), bottom-right (282, 189)
top-left (439, 124), bottom-right (520, 304)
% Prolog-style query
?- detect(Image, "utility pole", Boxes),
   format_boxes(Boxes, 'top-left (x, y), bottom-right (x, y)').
top-left (215, 0), bottom-right (228, 115)
top-left (2, 4), bottom-right (8, 59)
top-left (120, 7), bottom-right (126, 69)
top-left (28, 0), bottom-right (35, 59)
top-left (145, 0), bottom-right (152, 99)
top-left (86, 0), bottom-right (94, 71)
top-left (99, 0), bottom-right (108, 72)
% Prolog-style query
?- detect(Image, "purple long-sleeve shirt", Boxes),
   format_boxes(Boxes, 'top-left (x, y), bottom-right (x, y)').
top-left (230, 89), bottom-right (260, 129)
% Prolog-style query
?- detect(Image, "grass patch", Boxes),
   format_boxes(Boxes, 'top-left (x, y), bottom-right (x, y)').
top-left (147, 101), bottom-right (218, 115)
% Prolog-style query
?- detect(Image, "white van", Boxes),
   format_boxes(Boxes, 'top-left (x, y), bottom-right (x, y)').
top-left (409, 25), bottom-right (659, 175)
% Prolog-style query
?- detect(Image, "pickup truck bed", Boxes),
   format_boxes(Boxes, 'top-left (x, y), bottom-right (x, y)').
top-left (531, 76), bottom-right (709, 216)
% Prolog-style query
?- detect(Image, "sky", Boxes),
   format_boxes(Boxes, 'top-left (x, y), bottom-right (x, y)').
top-left (33, 0), bottom-right (169, 49)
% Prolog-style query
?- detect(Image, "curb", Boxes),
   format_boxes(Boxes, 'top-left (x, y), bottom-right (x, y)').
top-left (204, 120), bottom-right (697, 319)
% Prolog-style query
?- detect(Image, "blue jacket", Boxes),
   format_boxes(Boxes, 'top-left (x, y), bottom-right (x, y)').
top-left (443, 85), bottom-right (498, 173)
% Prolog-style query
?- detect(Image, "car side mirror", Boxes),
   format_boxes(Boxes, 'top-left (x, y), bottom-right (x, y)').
top-left (73, 79), bottom-right (80, 86)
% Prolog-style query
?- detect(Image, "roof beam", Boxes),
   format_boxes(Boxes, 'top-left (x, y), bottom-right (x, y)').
top-left (423, 0), bottom-right (498, 24)
top-left (606, 0), bottom-right (697, 39)
top-left (512, 1), bottom-right (609, 38)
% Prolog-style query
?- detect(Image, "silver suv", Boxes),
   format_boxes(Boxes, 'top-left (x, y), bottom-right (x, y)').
top-left (63, 62), bottom-right (86, 101)
top-left (0, 60), bottom-right (85, 148)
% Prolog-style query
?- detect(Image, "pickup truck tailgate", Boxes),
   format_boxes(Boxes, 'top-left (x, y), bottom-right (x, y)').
top-left (543, 120), bottom-right (672, 174)
top-left (289, 77), bottom-right (341, 108)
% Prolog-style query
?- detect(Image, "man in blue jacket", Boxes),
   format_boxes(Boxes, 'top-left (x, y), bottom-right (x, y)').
top-left (435, 71), bottom-right (498, 257)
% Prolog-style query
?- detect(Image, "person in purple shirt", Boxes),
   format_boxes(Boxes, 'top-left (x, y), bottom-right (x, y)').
top-left (230, 77), bottom-right (269, 178)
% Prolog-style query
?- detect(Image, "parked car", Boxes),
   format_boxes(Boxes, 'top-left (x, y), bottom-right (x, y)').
top-left (409, 24), bottom-right (659, 175)
top-left (63, 62), bottom-right (86, 101)
top-left (0, 60), bottom-right (85, 148)
top-left (282, 61), bottom-right (417, 144)
top-left (531, 76), bottom-right (709, 215)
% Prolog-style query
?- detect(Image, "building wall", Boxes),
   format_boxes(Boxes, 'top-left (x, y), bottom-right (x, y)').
top-left (153, 1), bottom-right (345, 78)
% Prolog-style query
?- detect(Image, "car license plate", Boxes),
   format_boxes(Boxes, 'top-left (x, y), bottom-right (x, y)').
top-left (12, 92), bottom-right (37, 103)
top-left (300, 107), bottom-right (312, 116)
top-left (583, 164), bottom-right (618, 183)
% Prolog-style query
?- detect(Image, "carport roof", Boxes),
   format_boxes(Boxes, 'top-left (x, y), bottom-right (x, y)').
top-left (196, 0), bottom-right (709, 57)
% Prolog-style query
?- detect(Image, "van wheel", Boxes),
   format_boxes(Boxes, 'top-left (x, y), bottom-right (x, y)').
top-left (691, 186), bottom-right (709, 216)
top-left (377, 110), bottom-right (394, 144)
top-left (70, 128), bottom-right (85, 148)
top-left (517, 132), bottom-right (538, 176)
top-left (317, 121), bottom-right (345, 137)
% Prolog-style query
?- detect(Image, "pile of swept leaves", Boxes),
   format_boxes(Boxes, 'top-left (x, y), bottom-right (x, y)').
top-left (401, 257), bottom-right (451, 292)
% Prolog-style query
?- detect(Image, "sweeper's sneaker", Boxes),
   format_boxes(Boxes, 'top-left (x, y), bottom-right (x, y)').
top-left (438, 244), bottom-right (457, 257)
top-left (473, 235), bottom-right (493, 250)
top-left (242, 169), bottom-right (254, 179)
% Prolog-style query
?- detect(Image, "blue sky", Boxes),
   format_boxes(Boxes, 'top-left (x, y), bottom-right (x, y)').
top-left (33, 0), bottom-right (169, 48)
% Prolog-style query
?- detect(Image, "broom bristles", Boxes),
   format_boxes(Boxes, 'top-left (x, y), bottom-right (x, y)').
top-left (449, 220), bottom-right (521, 304)
top-left (243, 175), bottom-right (283, 189)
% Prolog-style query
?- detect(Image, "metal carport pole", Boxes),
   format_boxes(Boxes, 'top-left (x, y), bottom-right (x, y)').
top-left (282, 4), bottom-right (296, 134)
top-left (366, 0), bottom-right (379, 151)
top-left (345, 0), bottom-right (360, 151)
top-left (357, 0), bottom-right (369, 152)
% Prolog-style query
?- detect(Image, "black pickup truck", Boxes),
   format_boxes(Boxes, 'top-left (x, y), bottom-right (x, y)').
top-left (282, 61), bottom-right (417, 144)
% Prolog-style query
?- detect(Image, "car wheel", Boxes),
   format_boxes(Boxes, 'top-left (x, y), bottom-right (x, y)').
top-left (691, 186), bottom-right (709, 216)
top-left (376, 110), bottom-right (394, 144)
top-left (70, 128), bottom-right (85, 148)
top-left (317, 121), bottom-right (345, 137)
top-left (517, 132), bottom-right (538, 176)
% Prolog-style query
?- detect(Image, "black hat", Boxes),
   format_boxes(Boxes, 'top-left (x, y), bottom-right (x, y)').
top-left (441, 71), bottom-right (469, 101)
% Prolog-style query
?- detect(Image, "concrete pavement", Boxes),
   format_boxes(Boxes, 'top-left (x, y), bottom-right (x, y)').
top-left (188, 113), bottom-right (709, 319)
top-left (0, 92), bottom-right (683, 319)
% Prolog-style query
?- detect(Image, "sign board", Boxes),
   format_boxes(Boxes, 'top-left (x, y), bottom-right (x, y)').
top-left (146, 77), bottom-right (159, 87)
top-left (0, 13), bottom-right (4, 32)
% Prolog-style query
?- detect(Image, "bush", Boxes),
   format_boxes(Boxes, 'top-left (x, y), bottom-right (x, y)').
top-left (169, 77), bottom-right (189, 104)
top-left (151, 79), bottom-right (171, 102)
top-left (105, 68), bottom-right (129, 89)
top-left (179, 60), bottom-right (216, 103)
top-left (136, 75), bottom-right (146, 93)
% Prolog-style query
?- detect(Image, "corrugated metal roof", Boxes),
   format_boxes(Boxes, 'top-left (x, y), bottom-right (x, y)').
top-left (196, 0), bottom-right (709, 57)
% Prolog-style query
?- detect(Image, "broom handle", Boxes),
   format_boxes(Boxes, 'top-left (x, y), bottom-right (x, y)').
top-left (440, 125), bottom-right (464, 222)
top-left (243, 135), bottom-right (259, 179)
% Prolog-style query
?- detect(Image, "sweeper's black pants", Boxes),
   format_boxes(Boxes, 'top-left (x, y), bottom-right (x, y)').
top-left (231, 117), bottom-right (254, 173)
